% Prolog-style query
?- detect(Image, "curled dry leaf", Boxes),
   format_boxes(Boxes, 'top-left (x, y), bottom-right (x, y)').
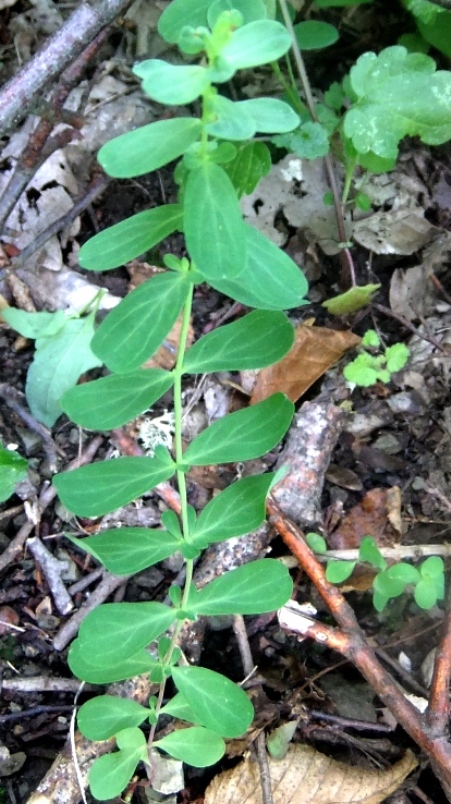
top-left (329, 486), bottom-right (403, 551)
top-left (250, 324), bottom-right (360, 405)
top-left (205, 744), bottom-right (417, 804)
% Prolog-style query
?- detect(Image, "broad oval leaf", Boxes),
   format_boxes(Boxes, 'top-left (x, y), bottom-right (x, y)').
top-left (294, 20), bottom-right (339, 50)
top-left (207, 223), bottom-right (308, 309)
top-left (76, 602), bottom-right (176, 664)
top-left (69, 528), bottom-right (182, 575)
top-left (78, 695), bottom-right (149, 741)
top-left (183, 310), bottom-right (294, 373)
top-left (183, 393), bottom-right (294, 465)
top-left (172, 667), bottom-right (253, 738)
top-left (184, 162), bottom-right (246, 281)
top-left (158, 0), bottom-right (211, 43)
top-left (88, 730), bottom-right (147, 801)
top-left (78, 206), bottom-right (183, 272)
top-left (205, 95), bottom-right (256, 141)
top-left (154, 727), bottom-right (225, 767)
top-left (53, 455), bottom-right (175, 517)
top-left (193, 559), bottom-right (293, 615)
top-left (99, 117), bottom-right (202, 178)
top-left (221, 21), bottom-right (291, 69)
top-left (237, 98), bottom-right (300, 133)
top-left (92, 272), bottom-right (190, 373)
top-left (61, 369), bottom-right (174, 430)
top-left (134, 60), bottom-right (209, 105)
top-left (68, 643), bottom-right (158, 684)
top-left (191, 474), bottom-right (275, 548)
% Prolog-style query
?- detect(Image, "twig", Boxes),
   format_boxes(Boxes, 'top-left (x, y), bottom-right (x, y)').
top-left (0, 705), bottom-right (73, 725)
top-left (0, 677), bottom-right (94, 694)
top-left (0, 0), bottom-right (135, 136)
top-left (26, 536), bottom-right (74, 615)
top-left (425, 589), bottom-right (451, 737)
top-left (373, 303), bottom-right (447, 353)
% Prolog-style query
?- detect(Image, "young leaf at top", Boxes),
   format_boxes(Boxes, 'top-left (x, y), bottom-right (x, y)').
top-left (191, 558), bottom-right (293, 615)
top-left (154, 727), bottom-right (225, 767)
top-left (88, 728), bottom-right (147, 802)
top-left (184, 161), bottom-right (247, 281)
top-left (133, 61), bottom-right (210, 105)
top-left (221, 20), bottom-right (292, 69)
top-left (183, 393), bottom-right (294, 465)
top-left (182, 310), bottom-right (294, 373)
top-left (98, 117), bottom-right (202, 178)
top-left (78, 695), bottom-right (150, 741)
top-left (191, 473), bottom-right (275, 548)
top-left (344, 46), bottom-right (451, 159)
top-left (0, 445), bottom-right (28, 503)
top-left (61, 369), bottom-right (174, 431)
top-left (92, 272), bottom-right (190, 373)
top-left (53, 455), bottom-right (175, 517)
top-left (78, 206), bottom-right (183, 272)
top-left (68, 528), bottom-right (182, 575)
top-left (222, 141), bottom-right (271, 196)
top-left (171, 666), bottom-right (254, 738)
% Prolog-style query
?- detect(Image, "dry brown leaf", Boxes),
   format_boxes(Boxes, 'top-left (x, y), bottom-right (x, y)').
top-left (251, 325), bottom-right (360, 405)
top-left (329, 487), bottom-right (403, 551)
top-left (143, 315), bottom-right (194, 371)
top-left (205, 744), bottom-right (417, 804)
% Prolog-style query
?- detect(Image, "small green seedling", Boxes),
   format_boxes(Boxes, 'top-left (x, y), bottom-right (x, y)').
top-left (0, 443), bottom-right (28, 502)
top-left (306, 533), bottom-right (445, 613)
top-left (343, 329), bottom-right (410, 387)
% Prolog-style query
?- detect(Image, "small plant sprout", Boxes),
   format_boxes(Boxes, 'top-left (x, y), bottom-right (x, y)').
top-left (344, 330), bottom-right (410, 388)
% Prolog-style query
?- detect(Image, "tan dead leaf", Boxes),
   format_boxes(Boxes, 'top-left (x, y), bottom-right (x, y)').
top-left (205, 744), bottom-right (417, 804)
top-left (329, 487), bottom-right (403, 551)
top-left (251, 325), bottom-right (360, 405)
top-left (143, 314), bottom-right (194, 371)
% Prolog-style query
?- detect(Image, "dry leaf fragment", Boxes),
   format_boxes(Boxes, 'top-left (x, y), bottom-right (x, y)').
top-left (205, 744), bottom-right (417, 804)
top-left (329, 487), bottom-right (403, 551)
top-left (251, 325), bottom-right (360, 405)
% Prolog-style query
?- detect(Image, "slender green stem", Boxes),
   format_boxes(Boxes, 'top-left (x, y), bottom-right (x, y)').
top-left (173, 281), bottom-right (194, 541)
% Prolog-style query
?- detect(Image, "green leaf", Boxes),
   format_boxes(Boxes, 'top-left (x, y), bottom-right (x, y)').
top-left (372, 590), bottom-right (390, 612)
top-left (322, 284), bottom-right (381, 315)
top-left (183, 311), bottom-right (294, 373)
top-left (1, 307), bottom-right (67, 339)
top-left (78, 695), bottom-right (150, 741)
top-left (359, 536), bottom-right (387, 571)
top-left (206, 95), bottom-right (256, 140)
top-left (75, 602), bottom-right (176, 665)
top-left (160, 692), bottom-right (201, 725)
top-left (343, 46), bottom-right (451, 160)
top-left (92, 272), bottom-right (190, 373)
top-left (361, 330), bottom-right (380, 348)
top-left (208, 0), bottom-right (268, 25)
top-left (88, 728), bottom-right (147, 801)
top-left (305, 532), bottom-right (328, 555)
top-left (293, 20), bottom-right (339, 50)
top-left (267, 721), bottom-right (298, 759)
top-left (414, 580), bottom-right (438, 610)
top-left (78, 206), bottom-right (183, 272)
top-left (208, 223), bottom-right (308, 310)
top-left (158, 0), bottom-right (211, 43)
top-left (184, 393), bottom-right (294, 465)
top-left (192, 559), bottom-right (293, 615)
top-left (373, 570), bottom-right (406, 600)
top-left (222, 141), bottom-right (271, 196)
top-left (315, 0), bottom-right (370, 6)
top-left (385, 562), bottom-right (421, 585)
top-left (25, 312), bottom-right (102, 427)
top-left (68, 528), bottom-right (182, 575)
top-left (69, 643), bottom-right (157, 684)
top-left (237, 98), bottom-right (300, 133)
top-left (420, 556), bottom-right (444, 579)
top-left (221, 20), bottom-right (291, 69)
top-left (53, 455), bottom-right (175, 517)
top-left (344, 354), bottom-right (379, 387)
top-left (0, 446), bottom-right (28, 503)
top-left (325, 560), bottom-right (356, 583)
top-left (171, 666), bottom-right (254, 737)
top-left (61, 369), bottom-right (174, 431)
top-left (191, 474), bottom-right (275, 548)
top-left (273, 122), bottom-right (330, 160)
top-left (133, 60), bottom-right (209, 105)
top-left (385, 343), bottom-right (410, 373)
top-left (154, 727), bottom-right (225, 767)
top-left (184, 162), bottom-right (246, 281)
top-left (417, 12), bottom-right (451, 59)
top-left (98, 117), bottom-right (202, 178)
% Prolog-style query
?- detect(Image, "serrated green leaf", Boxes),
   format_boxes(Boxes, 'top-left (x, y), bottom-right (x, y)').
top-left (25, 312), bottom-right (102, 427)
top-left (61, 369), bottom-right (173, 431)
top-left (294, 20), bottom-right (339, 50)
top-left (192, 559), bottom-right (293, 615)
top-left (223, 141), bottom-right (271, 196)
top-left (69, 642), bottom-right (158, 684)
top-left (68, 528), bottom-right (182, 575)
top-left (206, 95), bottom-right (256, 140)
top-left (385, 343), bottom-right (410, 373)
top-left (184, 394), bottom-right (294, 465)
top-left (154, 727), bottom-right (225, 767)
top-left (208, 223), bottom-right (308, 309)
top-left (344, 46), bottom-right (451, 159)
top-left (361, 330), bottom-right (380, 348)
top-left (92, 272), bottom-right (190, 373)
top-left (171, 666), bottom-right (254, 737)
top-left (78, 206), bottom-right (183, 272)
top-left (184, 162), bottom-right (246, 281)
top-left (98, 117), bottom-right (202, 178)
top-left (1, 307), bottom-right (67, 339)
top-left (158, 0), bottom-right (211, 43)
top-left (53, 455), bottom-right (175, 517)
top-left (322, 284), bottom-right (381, 315)
top-left (191, 474), bottom-right (275, 548)
top-left (237, 98), bottom-right (300, 134)
top-left (183, 311), bottom-right (294, 373)
top-left (344, 355), bottom-right (378, 387)
top-left (133, 60), bottom-right (209, 105)
top-left (88, 728), bottom-right (147, 801)
top-left (221, 20), bottom-right (291, 69)
top-left (76, 602), bottom-right (176, 665)
top-left (78, 695), bottom-right (150, 741)
top-left (273, 122), bottom-right (330, 159)
top-left (326, 560), bottom-right (356, 583)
